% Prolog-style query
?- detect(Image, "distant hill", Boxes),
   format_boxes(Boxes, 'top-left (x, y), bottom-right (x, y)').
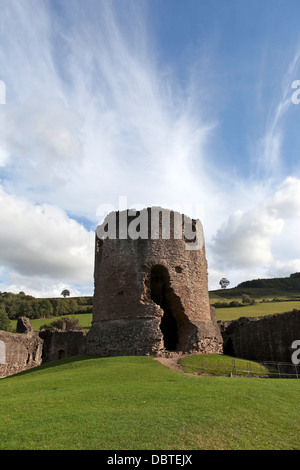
top-left (237, 272), bottom-right (300, 290)
top-left (210, 272), bottom-right (300, 299)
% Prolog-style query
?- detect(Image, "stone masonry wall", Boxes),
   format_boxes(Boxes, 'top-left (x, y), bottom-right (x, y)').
top-left (0, 317), bottom-right (87, 378)
top-left (39, 329), bottom-right (87, 363)
top-left (0, 326), bottom-right (43, 378)
top-left (219, 310), bottom-right (300, 363)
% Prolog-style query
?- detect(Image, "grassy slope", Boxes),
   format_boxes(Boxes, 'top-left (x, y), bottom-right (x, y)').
top-left (180, 354), bottom-right (271, 377)
top-left (209, 286), bottom-right (300, 300)
top-left (214, 301), bottom-right (300, 321)
top-left (210, 286), bottom-right (300, 321)
top-left (0, 355), bottom-right (299, 450)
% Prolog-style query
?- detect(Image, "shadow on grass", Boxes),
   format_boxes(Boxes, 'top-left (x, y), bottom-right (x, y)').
top-left (8, 354), bottom-right (96, 378)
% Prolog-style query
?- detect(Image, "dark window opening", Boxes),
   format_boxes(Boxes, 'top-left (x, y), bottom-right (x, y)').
top-left (58, 349), bottom-right (66, 359)
top-left (223, 338), bottom-right (235, 357)
top-left (150, 265), bottom-right (178, 351)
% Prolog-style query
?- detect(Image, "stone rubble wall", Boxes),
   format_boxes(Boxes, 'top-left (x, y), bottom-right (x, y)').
top-left (0, 317), bottom-right (87, 378)
top-left (39, 329), bottom-right (87, 363)
top-left (0, 328), bottom-right (43, 378)
top-left (1, 309), bottom-right (299, 378)
top-left (219, 310), bottom-right (300, 363)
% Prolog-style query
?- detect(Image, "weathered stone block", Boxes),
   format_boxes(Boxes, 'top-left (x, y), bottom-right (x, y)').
top-left (0, 324), bottom-right (43, 378)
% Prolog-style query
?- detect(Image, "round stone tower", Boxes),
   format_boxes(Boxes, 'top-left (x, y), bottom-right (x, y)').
top-left (86, 207), bottom-right (223, 357)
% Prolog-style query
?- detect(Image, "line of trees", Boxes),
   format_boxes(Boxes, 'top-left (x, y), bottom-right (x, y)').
top-left (0, 292), bottom-right (93, 331)
top-left (0, 304), bottom-right (10, 331)
top-left (212, 294), bottom-right (256, 309)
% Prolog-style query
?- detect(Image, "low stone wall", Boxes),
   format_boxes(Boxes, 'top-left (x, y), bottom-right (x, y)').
top-left (1, 310), bottom-right (299, 378)
top-left (219, 310), bottom-right (300, 363)
top-left (39, 329), bottom-right (87, 363)
top-left (0, 317), bottom-right (87, 378)
top-left (0, 329), bottom-right (43, 378)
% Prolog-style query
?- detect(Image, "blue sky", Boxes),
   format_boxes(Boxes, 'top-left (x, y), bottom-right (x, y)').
top-left (1, 0), bottom-right (300, 297)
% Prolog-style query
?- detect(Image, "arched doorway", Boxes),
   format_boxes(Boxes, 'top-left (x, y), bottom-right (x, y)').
top-left (58, 349), bottom-right (66, 360)
top-left (150, 265), bottom-right (178, 351)
top-left (224, 337), bottom-right (235, 357)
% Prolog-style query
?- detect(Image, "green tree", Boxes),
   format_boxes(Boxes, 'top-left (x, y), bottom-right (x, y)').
top-left (0, 305), bottom-right (11, 331)
top-left (51, 299), bottom-right (69, 316)
top-left (19, 299), bottom-right (36, 319)
top-left (219, 278), bottom-right (230, 289)
top-left (65, 298), bottom-right (78, 315)
top-left (37, 299), bottom-right (53, 318)
top-left (40, 316), bottom-right (82, 331)
top-left (5, 299), bottom-right (22, 319)
top-left (242, 294), bottom-right (255, 305)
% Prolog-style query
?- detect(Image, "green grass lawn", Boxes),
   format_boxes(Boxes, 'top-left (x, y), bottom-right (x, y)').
top-left (0, 355), bottom-right (299, 450)
top-left (215, 300), bottom-right (300, 321)
top-left (180, 354), bottom-right (271, 377)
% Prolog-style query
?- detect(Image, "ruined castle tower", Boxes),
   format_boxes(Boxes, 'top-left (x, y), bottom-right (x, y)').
top-left (86, 207), bottom-right (223, 357)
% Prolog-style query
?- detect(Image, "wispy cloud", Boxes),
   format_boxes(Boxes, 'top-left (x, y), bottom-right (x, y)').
top-left (257, 49), bottom-right (300, 176)
top-left (0, 0), bottom-right (216, 218)
top-left (0, 0), bottom-right (220, 294)
top-left (0, 0), bottom-right (300, 295)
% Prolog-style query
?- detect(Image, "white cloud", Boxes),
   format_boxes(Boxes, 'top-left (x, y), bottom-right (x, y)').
top-left (0, 187), bottom-right (94, 296)
top-left (2, 272), bottom-right (83, 299)
top-left (0, 0), bottom-right (221, 295)
top-left (0, 0), bottom-right (218, 222)
top-left (0, 99), bottom-right (84, 188)
top-left (212, 208), bottom-right (283, 268)
top-left (212, 176), bottom-right (300, 275)
top-left (0, 1), bottom-right (300, 295)
top-left (0, 80), bottom-right (6, 104)
top-left (270, 176), bottom-right (300, 218)
top-left (266, 259), bottom-right (300, 279)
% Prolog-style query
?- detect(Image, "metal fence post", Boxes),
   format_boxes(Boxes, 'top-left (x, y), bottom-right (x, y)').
top-left (277, 363), bottom-right (281, 378)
